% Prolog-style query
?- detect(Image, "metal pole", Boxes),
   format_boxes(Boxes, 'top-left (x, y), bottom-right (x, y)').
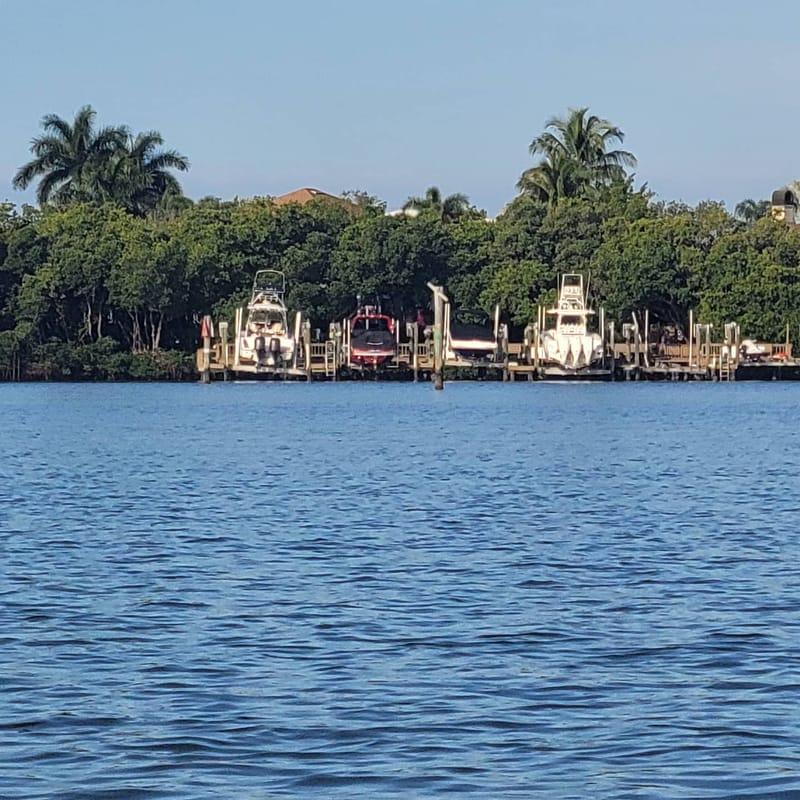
top-left (688, 309), bottom-right (693, 370)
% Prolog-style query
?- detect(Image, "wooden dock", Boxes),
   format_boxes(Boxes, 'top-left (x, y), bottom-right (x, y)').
top-left (197, 336), bottom-right (799, 383)
top-left (197, 313), bottom-right (798, 384)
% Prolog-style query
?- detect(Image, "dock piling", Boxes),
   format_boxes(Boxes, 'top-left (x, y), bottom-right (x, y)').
top-left (219, 321), bottom-right (229, 381)
top-left (333, 323), bottom-right (341, 381)
top-left (427, 282), bottom-right (448, 390)
top-left (200, 314), bottom-right (212, 384)
top-left (504, 325), bottom-right (510, 381)
top-left (411, 320), bottom-right (419, 382)
top-left (303, 319), bottom-right (312, 381)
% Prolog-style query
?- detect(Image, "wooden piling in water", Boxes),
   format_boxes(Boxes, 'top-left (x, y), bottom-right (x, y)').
top-left (219, 321), bottom-right (229, 382)
top-left (303, 319), bottom-right (312, 382)
top-left (609, 321), bottom-right (616, 379)
top-left (333, 323), bottom-right (341, 381)
top-left (234, 307), bottom-right (242, 370)
top-left (201, 314), bottom-right (212, 384)
top-left (433, 293), bottom-right (444, 390)
top-left (501, 321), bottom-right (509, 382)
top-left (427, 282), bottom-right (447, 390)
top-left (412, 320), bottom-right (419, 383)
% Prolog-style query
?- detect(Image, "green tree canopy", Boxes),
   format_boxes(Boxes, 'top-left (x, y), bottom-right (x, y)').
top-left (518, 107), bottom-right (637, 206)
top-left (99, 131), bottom-right (190, 216)
top-left (734, 198), bottom-right (770, 225)
top-left (14, 105), bottom-right (189, 216)
top-left (403, 186), bottom-right (479, 223)
top-left (13, 106), bottom-right (126, 206)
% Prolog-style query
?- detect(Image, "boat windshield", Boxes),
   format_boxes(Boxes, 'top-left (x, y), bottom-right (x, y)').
top-left (558, 315), bottom-right (587, 333)
top-left (353, 317), bottom-right (390, 332)
top-left (249, 309), bottom-right (285, 331)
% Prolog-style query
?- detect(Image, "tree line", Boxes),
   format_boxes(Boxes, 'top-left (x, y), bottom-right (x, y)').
top-left (1, 105), bottom-right (798, 380)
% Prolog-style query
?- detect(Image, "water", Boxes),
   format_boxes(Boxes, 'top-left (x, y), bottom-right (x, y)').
top-left (2, 382), bottom-right (800, 799)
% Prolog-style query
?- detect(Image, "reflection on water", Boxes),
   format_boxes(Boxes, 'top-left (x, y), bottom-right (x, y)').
top-left (2, 382), bottom-right (800, 798)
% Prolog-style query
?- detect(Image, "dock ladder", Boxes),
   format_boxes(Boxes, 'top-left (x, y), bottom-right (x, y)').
top-left (720, 322), bottom-right (739, 382)
top-left (324, 339), bottom-right (337, 378)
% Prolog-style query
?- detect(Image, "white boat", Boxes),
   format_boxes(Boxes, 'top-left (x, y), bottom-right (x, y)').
top-left (445, 305), bottom-right (501, 364)
top-left (740, 338), bottom-right (768, 362)
top-left (236, 270), bottom-right (296, 368)
top-left (540, 273), bottom-right (603, 370)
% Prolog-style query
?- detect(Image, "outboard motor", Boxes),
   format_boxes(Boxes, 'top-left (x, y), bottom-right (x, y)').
top-left (269, 337), bottom-right (282, 365)
top-left (255, 335), bottom-right (267, 364)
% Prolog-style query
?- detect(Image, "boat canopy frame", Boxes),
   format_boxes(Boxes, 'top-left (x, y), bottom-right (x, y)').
top-left (251, 269), bottom-right (287, 302)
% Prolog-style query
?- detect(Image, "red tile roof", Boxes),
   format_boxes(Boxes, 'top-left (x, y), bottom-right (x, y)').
top-left (272, 187), bottom-right (351, 207)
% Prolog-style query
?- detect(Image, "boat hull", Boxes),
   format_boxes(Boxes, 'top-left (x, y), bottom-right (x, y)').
top-left (448, 322), bottom-right (499, 365)
top-left (349, 348), bottom-right (396, 369)
top-left (348, 313), bottom-right (397, 370)
top-left (539, 331), bottom-right (603, 370)
top-left (239, 334), bottom-right (296, 367)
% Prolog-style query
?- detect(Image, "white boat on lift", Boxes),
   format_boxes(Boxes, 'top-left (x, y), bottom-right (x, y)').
top-left (444, 304), bottom-right (502, 365)
top-left (540, 273), bottom-right (604, 371)
top-left (236, 270), bottom-right (297, 369)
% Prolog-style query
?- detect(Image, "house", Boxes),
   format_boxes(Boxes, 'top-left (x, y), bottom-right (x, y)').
top-left (272, 187), bottom-right (355, 209)
top-left (770, 187), bottom-right (798, 225)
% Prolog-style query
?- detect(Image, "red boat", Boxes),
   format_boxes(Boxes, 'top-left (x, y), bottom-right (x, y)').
top-left (347, 305), bottom-right (397, 370)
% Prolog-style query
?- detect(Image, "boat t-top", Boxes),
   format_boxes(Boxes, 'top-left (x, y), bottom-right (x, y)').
top-left (540, 273), bottom-right (603, 370)
top-left (237, 270), bottom-right (296, 368)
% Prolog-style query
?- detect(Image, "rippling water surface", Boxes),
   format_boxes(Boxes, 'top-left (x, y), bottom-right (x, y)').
top-left (2, 382), bottom-right (800, 799)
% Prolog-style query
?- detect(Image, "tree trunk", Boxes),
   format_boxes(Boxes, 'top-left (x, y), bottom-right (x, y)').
top-left (147, 310), bottom-right (154, 351)
top-left (153, 313), bottom-right (163, 351)
top-left (130, 311), bottom-right (142, 353)
top-left (117, 316), bottom-right (132, 350)
top-left (85, 298), bottom-right (93, 343)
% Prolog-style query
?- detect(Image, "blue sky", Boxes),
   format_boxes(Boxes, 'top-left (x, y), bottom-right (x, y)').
top-left (2, 0), bottom-right (798, 216)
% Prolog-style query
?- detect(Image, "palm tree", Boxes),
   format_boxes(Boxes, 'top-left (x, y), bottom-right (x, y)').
top-left (734, 198), bottom-right (769, 224)
top-left (13, 105), bottom-right (126, 206)
top-left (516, 149), bottom-right (583, 205)
top-left (403, 186), bottom-right (472, 222)
top-left (99, 131), bottom-right (189, 216)
top-left (517, 107), bottom-right (637, 205)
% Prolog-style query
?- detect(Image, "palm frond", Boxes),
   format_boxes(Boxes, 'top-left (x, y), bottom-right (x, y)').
top-left (36, 167), bottom-right (71, 205)
top-left (143, 149), bottom-right (189, 173)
